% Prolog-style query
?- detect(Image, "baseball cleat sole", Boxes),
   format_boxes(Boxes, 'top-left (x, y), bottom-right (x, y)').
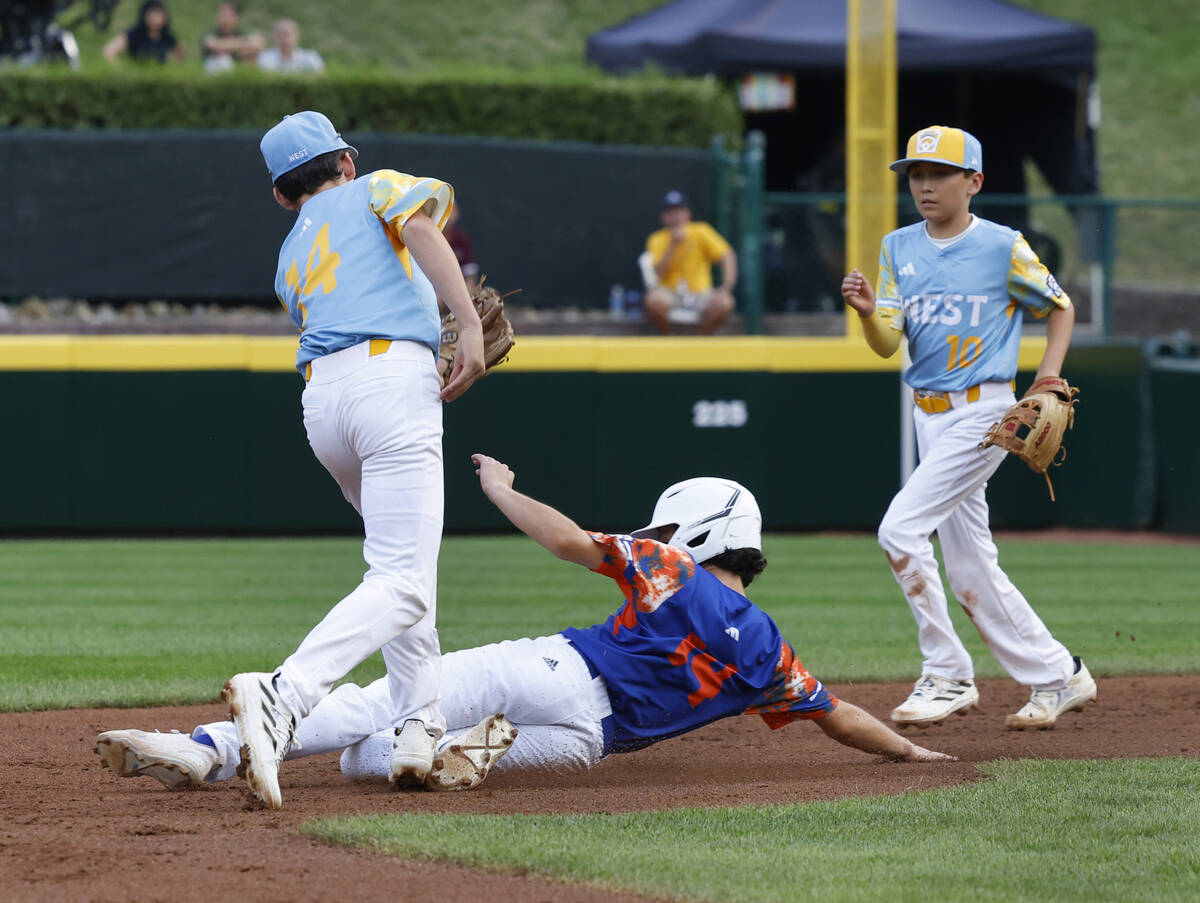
top-left (95, 735), bottom-right (198, 790)
top-left (426, 714), bottom-right (517, 792)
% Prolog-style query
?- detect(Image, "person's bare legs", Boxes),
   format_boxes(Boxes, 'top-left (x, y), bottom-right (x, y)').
top-left (699, 289), bottom-right (734, 335)
top-left (644, 288), bottom-right (673, 335)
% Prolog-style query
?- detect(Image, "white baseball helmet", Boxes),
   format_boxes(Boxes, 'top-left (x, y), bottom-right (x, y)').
top-left (630, 477), bottom-right (762, 564)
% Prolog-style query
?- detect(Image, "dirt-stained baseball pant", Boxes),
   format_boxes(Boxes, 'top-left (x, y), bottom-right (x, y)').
top-left (877, 388), bottom-right (1075, 690)
top-left (271, 339), bottom-right (446, 735)
top-left (195, 634), bottom-right (610, 782)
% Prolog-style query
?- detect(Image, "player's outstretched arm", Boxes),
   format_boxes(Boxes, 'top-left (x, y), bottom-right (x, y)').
top-left (472, 454), bottom-right (605, 569)
top-left (815, 700), bottom-right (955, 762)
top-left (401, 211), bottom-right (485, 401)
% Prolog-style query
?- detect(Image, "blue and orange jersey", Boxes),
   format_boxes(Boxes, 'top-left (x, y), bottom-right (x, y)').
top-left (873, 216), bottom-right (1070, 391)
top-left (560, 533), bottom-right (836, 753)
top-left (274, 169), bottom-right (454, 375)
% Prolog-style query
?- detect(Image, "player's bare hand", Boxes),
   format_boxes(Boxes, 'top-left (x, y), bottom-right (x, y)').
top-left (902, 742), bottom-right (957, 762)
top-left (472, 453), bottom-right (515, 496)
top-left (441, 324), bottom-right (485, 402)
top-left (841, 269), bottom-right (876, 316)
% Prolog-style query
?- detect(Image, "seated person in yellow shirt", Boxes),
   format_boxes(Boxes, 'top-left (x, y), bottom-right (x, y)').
top-left (644, 191), bottom-right (738, 335)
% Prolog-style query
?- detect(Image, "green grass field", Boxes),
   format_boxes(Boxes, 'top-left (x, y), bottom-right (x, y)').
top-left (307, 758), bottom-right (1200, 903)
top-left (2, 534), bottom-right (1197, 711)
top-left (3, 532), bottom-right (1197, 901)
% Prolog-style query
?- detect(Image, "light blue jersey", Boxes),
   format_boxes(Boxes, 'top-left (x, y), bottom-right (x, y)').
top-left (873, 217), bottom-right (1070, 391)
top-left (274, 169), bottom-right (454, 375)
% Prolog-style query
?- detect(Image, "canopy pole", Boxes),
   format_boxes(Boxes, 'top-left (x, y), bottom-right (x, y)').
top-left (845, 0), bottom-right (897, 338)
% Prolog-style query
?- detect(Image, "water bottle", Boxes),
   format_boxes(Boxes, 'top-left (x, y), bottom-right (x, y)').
top-left (624, 289), bottom-right (643, 321)
top-left (608, 284), bottom-right (626, 321)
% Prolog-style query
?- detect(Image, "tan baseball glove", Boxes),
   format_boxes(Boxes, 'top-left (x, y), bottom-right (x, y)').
top-left (437, 277), bottom-right (517, 387)
top-left (980, 377), bottom-right (1079, 501)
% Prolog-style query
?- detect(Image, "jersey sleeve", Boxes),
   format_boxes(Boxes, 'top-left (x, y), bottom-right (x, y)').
top-left (744, 641), bottom-right (838, 726)
top-left (873, 239), bottom-right (906, 333)
top-left (367, 169), bottom-right (455, 236)
top-left (1008, 234), bottom-right (1071, 319)
top-left (696, 222), bottom-right (733, 262)
top-left (587, 531), bottom-right (696, 614)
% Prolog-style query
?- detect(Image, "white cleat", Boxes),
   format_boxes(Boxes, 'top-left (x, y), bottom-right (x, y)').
top-left (1006, 657), bottom-right (1097, 731)
top-left (389, 718), bottom-right (437, 790)
top-left (94, 729), bottom-right (219, 789)
top-left (222, 672), bottom-right (297, 810)
top-left (890, 674), bottom-right (979, 728)
top-left (426, 713), bottom-right (517, 792)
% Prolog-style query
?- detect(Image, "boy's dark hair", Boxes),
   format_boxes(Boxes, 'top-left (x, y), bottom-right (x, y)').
top-left (702, 548), bottom-right (767, 587)
top-left (273, 149), bottom-right (346, 203)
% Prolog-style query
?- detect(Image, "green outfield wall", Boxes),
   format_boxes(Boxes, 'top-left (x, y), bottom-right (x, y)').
top-left (1149, 358), bottom-right (1200, 534)
top-left (0, 336), bottom-right (1175, 535)
top-left (0, 130), bottom-right (711, 311)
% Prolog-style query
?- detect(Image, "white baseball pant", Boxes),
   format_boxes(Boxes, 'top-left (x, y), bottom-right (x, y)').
top-left (877, 383), bottom-right (1075, 690)
top-left (195, 635), bottom-right (610, 781)
top-left (271, 339), bottom-right (446, 735)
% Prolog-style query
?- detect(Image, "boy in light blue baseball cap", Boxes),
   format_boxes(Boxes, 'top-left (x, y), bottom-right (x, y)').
top-left (260, 110), bottom-right (358, 183)
top-left (223, 111), bottom-right (492, 809)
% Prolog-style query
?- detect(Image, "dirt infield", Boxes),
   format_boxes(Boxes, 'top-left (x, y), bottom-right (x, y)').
top-left (3, 675), bottom-right (1198, 903)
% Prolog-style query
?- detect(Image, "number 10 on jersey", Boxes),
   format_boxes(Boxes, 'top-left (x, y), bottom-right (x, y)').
top-left (945, 334), bottom-right (982, 371)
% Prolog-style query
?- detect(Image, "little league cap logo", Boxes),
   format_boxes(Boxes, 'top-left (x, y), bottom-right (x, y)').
top-left (915, 128), bottom-right (943, 154)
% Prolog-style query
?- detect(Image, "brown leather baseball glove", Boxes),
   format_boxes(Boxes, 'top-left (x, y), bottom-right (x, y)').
top-left (980, 376), bottom-right (1079, 501)
top-left (437, 277), bottom-right (517, 387)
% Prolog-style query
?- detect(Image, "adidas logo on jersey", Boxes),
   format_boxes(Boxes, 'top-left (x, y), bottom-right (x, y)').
top-left (899, 261), bottom-right (917, 277)
top-left (542, 657), bottom-right (559, 671)
top-left (724, 626), bottom-right (740, 642)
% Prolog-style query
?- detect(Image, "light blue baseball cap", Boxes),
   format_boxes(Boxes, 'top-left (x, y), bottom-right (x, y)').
top-left (260, 111), bottom-right (358, 183)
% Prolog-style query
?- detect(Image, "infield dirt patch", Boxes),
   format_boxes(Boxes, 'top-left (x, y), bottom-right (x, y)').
top-left (3, 675), bottom-right (1198, 903)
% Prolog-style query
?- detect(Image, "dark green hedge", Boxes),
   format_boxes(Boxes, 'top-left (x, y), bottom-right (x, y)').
top-left (0, 68), bottom-right (743, 148)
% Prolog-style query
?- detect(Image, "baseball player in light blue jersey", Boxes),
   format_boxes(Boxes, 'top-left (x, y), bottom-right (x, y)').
top-left (95, 463), bottom-right (952, 793)
top-left (222, 111), bottom-right (492, 809)
top-left (842, 125), bottom-right (1096, 732)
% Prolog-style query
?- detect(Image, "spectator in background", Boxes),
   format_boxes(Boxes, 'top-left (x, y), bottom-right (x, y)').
top-left (103, 0), bottom-right (184, 64)
top-left (443, 204), bottom-right (480, 293)
top-left (257, 18), bottom-right (324, 73)
top-left (201, 1), bottom-right (263, 73)
top-left (643, 190), bottom-right (737, 335)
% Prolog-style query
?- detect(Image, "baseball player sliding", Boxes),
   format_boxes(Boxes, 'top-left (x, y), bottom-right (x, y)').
top-left (222, 111), bottom-right (493, 809)
top-left (95, 459), bottom-right (952, 792)
top-left (841, 125), bottom-right (1097, 731)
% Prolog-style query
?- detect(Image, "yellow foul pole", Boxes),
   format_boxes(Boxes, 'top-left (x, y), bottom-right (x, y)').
top-left (845, 0), bottom-right (897, 337)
